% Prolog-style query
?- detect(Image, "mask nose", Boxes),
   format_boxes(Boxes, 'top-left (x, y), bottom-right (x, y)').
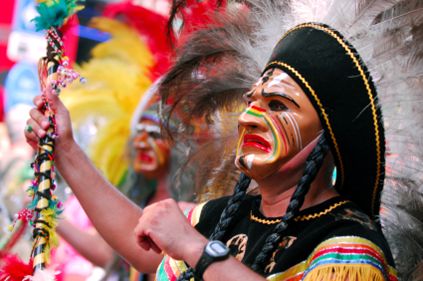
top-left (238, 103), bottom-right (268, 132)
top-left (133, 131), bottom-right (149, 149)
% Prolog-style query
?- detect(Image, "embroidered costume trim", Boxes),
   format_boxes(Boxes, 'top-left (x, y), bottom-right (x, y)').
top-left (267, 236), bottom-right (398, 281)
top-left (249, 200), bottom-right (349, 224)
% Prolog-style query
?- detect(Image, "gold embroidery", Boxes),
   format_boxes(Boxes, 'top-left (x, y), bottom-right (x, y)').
top-left (249, 200), bottom-right (349, 224)
top-left (226, 234), bottom-right (248, 261)
top-left (294, 200), bottom-right (348, 221)
top-left (265, 236), bottom-right (297, 273)
top-left (250, 211), bottom-right (281, 224)
top-left (267, 23), bottom-right (382, 214)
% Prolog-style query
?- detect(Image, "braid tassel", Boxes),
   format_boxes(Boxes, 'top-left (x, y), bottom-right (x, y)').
top-left (209, 173), bottom-right (251, 240)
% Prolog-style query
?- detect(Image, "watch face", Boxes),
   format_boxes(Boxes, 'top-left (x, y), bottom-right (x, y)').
top-left (206, 241), bottom-right (230, 258)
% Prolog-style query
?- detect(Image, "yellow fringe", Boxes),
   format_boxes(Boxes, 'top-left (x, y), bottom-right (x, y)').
top-left (303, 264), bottom-right (386, 281)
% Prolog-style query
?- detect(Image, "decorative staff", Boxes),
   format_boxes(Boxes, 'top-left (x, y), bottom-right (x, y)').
top-left (0, 1), bottom-right (83, 280)
top-left (29, 0), bottom-right (83, 275)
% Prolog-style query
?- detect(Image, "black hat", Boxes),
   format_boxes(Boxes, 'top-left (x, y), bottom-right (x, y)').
top-left (263, 23), bottom-right (385, 218)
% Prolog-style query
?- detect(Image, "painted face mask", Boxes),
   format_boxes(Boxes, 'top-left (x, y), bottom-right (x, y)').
top-left (132, 119), bottom-right (170, 179)
top-left (235, 68), bottom-right (322, 180)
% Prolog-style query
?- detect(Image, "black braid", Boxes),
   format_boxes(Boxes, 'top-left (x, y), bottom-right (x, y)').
top-left (251, 134), bottom-right (330, 274)
top-left (209, 172), bottom-right (251, 240)
top-left (177, 173), bottom-right (251, 281)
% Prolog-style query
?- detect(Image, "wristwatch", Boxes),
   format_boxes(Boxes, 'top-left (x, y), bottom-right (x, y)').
top-left (194, 240), bottom-right (230, 280)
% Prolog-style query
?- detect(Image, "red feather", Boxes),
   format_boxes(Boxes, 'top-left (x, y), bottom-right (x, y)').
top-left (176, 0), bottom-right (228, 48)
top-left (0, 253), bottom-right (33, 281)
top-left (103, 2), bottom-right (173, 80)
top-left (59, 14), bottom-right (79, 65)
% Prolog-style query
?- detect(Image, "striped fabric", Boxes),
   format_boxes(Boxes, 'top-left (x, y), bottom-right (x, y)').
top-left (268, 236), bottom-right (398, 281)
top-left (156, 256), bottom-right (189, 281)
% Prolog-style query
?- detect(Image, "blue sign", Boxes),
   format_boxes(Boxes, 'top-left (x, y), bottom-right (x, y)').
top-left (4, 62), bottom-right (40, 113)
top-left (11, 0), bottom-right (40, 34)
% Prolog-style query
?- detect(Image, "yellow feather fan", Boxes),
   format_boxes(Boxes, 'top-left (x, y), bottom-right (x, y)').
top-left (60, 17), bottom-right (153, 187)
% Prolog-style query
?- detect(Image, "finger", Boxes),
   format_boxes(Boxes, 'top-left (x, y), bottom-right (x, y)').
top-left (138, 235), bottom-right (160, 253)
top-left (142, 236), bottom-right (161, 254)
top-left (25, 119), bottom-right (46, 139)
top-left (45, 86), bottom-right (65, 111)
top-left (29, 108), bottom-right (50, 130)
top-left (134, 222), bottom-right (148, 246)
top-left (24, 123), bottom-right (40, 150)
top-left (149, 239), bottom-right (162, 254)
top-left (137, 236), bottom-right (151, 251)
top-left (135, 226), bottom-right (162, 254)
top-left (33, 95), bottom-right (44, 109)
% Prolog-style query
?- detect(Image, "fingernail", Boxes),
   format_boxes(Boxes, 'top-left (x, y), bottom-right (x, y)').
top-left (42, 121), bottom-right (50, 128)
top-left (38, 129), bottom-right (46, 138)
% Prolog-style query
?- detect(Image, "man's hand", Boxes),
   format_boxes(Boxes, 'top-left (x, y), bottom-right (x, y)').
top-left (134, 199), bottom-right (207, 265)
top-left (24, 90), bottom-right (74, 153)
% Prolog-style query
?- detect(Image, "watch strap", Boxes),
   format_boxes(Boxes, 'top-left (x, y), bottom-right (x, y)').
top-left (194, 252), bottom-right (214, 280)
top-left (194, 241), bottom-right (230, 280)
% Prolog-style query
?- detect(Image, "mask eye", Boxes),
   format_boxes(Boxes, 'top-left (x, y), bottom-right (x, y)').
top-left (243, 93), bottom-right (252, 106)
top-left (268, 100), bottom-right (288, 111)
top-left (148, 131), bottom-right (161, 139)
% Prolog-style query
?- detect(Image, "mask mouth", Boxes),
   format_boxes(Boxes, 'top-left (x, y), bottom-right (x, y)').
top-left (242, 134), bottom-right (272, 153)
top-left (136, 151), bottom-right (155, 164)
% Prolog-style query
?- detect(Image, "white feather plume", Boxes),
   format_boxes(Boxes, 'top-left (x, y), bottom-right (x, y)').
top-left (243, 1), bottom-right (423, 279)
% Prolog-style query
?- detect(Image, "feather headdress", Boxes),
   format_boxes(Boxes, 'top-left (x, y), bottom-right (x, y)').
top-left (159, 8), bottom-right (259, 200)
top-left (103, 2), bottom-right (173, 80)
top-left (60, 17), bottom-right (153, 187)
top-left (159, 0), bottom-right (423, 278)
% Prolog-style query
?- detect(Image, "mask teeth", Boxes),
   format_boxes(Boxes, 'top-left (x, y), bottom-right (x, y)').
top-left (246, 154), bottom-right (255, 169)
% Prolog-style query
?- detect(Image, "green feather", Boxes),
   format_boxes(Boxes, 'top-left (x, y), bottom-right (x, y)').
top-left (48, 200), bottom-right (64, 215)
top-left (32, 0), bottom-right (81, 31)
top-left (28, 199), bottom-right (37, 210)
